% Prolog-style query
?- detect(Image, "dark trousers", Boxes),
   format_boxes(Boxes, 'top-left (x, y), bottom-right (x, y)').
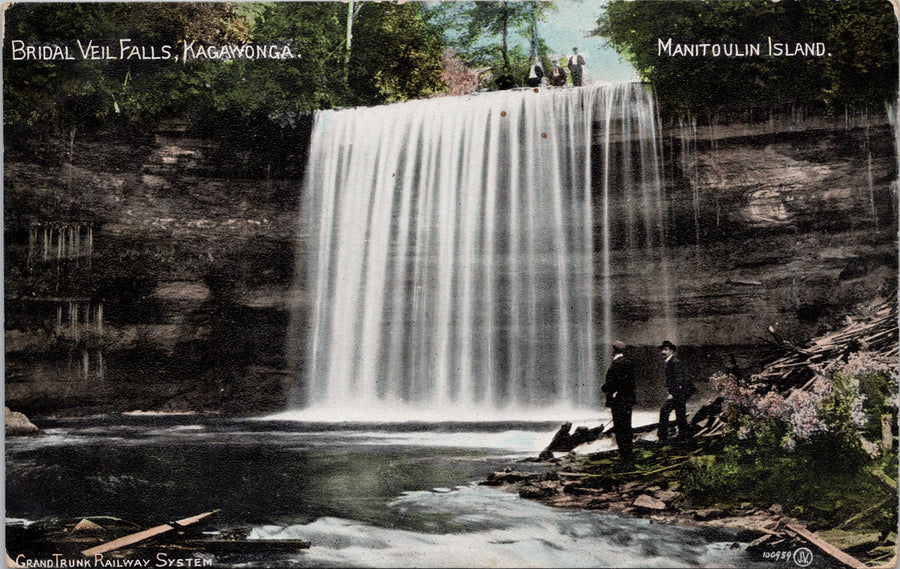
top-left (610, 404), bottom-right (633, 462)
top-left (658, 397), bottom-right (689, 442)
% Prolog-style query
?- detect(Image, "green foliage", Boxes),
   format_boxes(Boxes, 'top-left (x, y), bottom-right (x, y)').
top-left (594, 0), bottom-right (898, 115)
top-left (423, 0), bottom-right (556, 88)
top-left (4, 3), bottom-right (245, 134)
top-left (687, 356), bottom-right (898, 530)
top-left (683, 438), bottom-right (897, 530)
top-left (4, 2), bottom-right (448, 139)
top-left (347, 3), bottom-right (446, 104)
top-left (854, 368), bottom-right (898, 442)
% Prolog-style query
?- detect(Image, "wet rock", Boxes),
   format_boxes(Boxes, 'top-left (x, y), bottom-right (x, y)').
top-left (73, 519), bottom-right (106, 533)
top-left (653, 489), bottom-right (680, 502)
top-left (538, 470), bottom-right (560, 482)
top-left (519, 483), bottom-right (558, 500)
top-left (563, 483), bottom-right (605, 496)
top-left (585, 497), bottom-right (610, 508)
top-left (6, 407), bottom-right (39, 436)
top-left (481, 470), bottom-right (535, 486)
top-left (633, 494), bottom-right (667, 510)
top-left (557, 471), bottom-right (589, 480)
top-left (694, 508), bottom-right (726, 520)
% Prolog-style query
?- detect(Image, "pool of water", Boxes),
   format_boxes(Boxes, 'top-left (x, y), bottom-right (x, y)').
top-left (6, 414), bottom-right (787, 567)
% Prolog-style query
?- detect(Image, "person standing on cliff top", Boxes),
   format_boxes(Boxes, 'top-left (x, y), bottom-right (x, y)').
top-left (568, 47), bottom-right (585, 86)
top-left (526, 57), bottom-right (544, 87)
top-left (602, 341), bottom-right (636, 465)
top-left (657, 340), bottom-right (696, 444)
top-left (549, 58), bottom-right (567, 86)
top-left (495, 64), bottom-right (516, 90)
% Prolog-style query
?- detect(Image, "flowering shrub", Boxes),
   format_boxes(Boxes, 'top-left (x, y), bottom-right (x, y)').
top-left (439, 49), bottom-right (482, 96)
top-left (684, 353), bottom-right (897, 528)
top-left (712, 351), bottom-right (898, 455)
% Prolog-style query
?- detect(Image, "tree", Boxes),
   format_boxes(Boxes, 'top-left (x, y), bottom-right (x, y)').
top-left (423, 1), bottom-right (555, 89)
top-left (594, 0), bottom-right (898, 116)
top-left (4, 1), bottom-right (449, 142)
top-left (4, 2), bottom-right (251, 142)
top-left (347, 2), bottom-right (446, 104)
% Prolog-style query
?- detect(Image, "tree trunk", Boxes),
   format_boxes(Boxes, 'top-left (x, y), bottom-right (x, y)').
top-left (500, 1), bottom-right (509, 67)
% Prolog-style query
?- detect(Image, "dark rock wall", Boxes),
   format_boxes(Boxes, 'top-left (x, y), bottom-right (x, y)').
top-left (5, 117), bottom-right (312, 416)
top-left (4, 111), bottom-right (896, 416)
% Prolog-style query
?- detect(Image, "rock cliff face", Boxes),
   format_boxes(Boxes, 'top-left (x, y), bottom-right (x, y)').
top-left (4, 110), bottom-right (896, 416)
top-left (612, 116), bottom-right (897, 351)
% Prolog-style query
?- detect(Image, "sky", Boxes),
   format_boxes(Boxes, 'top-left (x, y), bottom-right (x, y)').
top-left (538, 0), bottom-right (639, 84)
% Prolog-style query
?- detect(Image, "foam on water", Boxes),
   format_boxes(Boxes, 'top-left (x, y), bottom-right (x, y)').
top-left (244, 484), bottom-right (762, 568)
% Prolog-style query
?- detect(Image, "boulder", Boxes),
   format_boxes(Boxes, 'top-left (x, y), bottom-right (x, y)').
top-left (73, 519), bottom-right (106, 532)
top-left (480, 469), bottom-right (536, 486)
top-left (519, 483), bottom-right (559, 500)
top-left (6, 407), bottom-right (39, 436)
top-left (653, 489), bottom-right (681, 502)
top-left (633, 494), bottom-right (667, 510)
top-left (694, 508), bottom-right (726, 520)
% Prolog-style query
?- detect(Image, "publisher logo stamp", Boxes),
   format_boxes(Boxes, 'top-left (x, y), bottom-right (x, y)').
top-left (793, 547), bottom-right (814, 567)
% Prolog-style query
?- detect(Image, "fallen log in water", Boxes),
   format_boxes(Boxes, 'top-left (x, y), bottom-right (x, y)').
top-left (538, 422), bottom-right (605, 459)
top-left (81, 510), bottom-right (219, 556)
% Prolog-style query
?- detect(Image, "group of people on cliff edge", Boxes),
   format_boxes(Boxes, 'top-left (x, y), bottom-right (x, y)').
top-left (601, 340), bottom-right (696, 465)
top-left (499, 47), bottom-right (585, 90)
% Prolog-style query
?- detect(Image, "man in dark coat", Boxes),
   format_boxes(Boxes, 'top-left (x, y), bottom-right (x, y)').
top-left (495, 64), bottom-right (516, 90)
top-left (549, 59), bottom-right (567, 86)
top-left (568, 47), bottom-right (585, 86)
top-left (657, 340), bottom-right (695, 444)
top-left (526, 58), bottom-right (544, 87)
top-left (602, 340), bottom-right (636, 464)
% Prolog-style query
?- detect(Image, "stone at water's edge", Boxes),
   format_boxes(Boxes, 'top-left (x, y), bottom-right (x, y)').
top-left (633, 494), bottom-right (667, 510)
top-left (6, 407), bottom-right (39, 436)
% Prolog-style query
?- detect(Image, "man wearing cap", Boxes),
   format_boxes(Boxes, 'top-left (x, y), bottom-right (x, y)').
top-left (568, 47), bottom-right (585, 86)
top-left (657, 340), bottom-right (696, 444)
top-left (602, 341), bottom-right (636, 464)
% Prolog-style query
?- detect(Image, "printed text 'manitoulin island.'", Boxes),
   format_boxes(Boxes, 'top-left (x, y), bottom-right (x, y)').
top-left (658, 38), bottom-right (827, 58)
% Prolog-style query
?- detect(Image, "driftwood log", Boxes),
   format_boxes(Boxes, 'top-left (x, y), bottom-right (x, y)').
top-left (81, 510), bottom-right (220, 556)
top-left (538, 422), bottom-right (605, 460)
top-left (539, 397), bottom-right (729, 459)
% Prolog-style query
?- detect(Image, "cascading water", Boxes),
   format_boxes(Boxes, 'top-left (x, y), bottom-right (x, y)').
top-left (28, 221), bottom-right (94, 267)
top-left (290, 83), bottom-right (665, 420)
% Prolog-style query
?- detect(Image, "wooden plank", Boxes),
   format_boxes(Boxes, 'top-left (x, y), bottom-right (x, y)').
top-left (785, 523), bottom-right (869, 569)
top-left (81, 510), bottom-right (219, 557)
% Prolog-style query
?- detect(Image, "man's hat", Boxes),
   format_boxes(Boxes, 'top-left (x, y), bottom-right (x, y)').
top-left (658, 340), bottom-right (677, 352)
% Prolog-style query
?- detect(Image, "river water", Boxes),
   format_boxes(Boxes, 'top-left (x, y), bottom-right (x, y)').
top-left (6, 413), bottom-right (783, 568)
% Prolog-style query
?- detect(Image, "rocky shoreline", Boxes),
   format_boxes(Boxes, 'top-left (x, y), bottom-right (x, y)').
top-left (481, 438), bottom-right (896, 568)
top-left (483, 442), bottom-right (794, 535)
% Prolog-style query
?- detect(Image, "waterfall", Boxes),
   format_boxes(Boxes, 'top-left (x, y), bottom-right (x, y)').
top-left (55, 300), bottom-right (104, 341)
top-left (291, 83), bottom-right (664, 420)
top-left (28, 221), bottom-right (93, 267)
